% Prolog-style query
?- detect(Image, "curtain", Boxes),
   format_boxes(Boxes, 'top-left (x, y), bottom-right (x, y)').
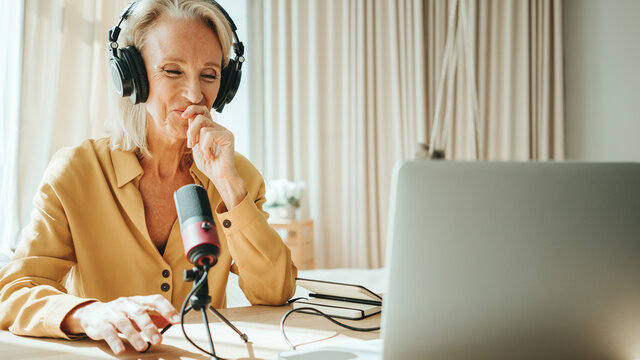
top-left (427, 0), bottom-right (565, 159)
top-left (0, 1), bottom-right (25, 252)
top-left (249, 0), bottom-right (564, 269)
top-left (16, 0), bottom-right (127, 247)
top-left (249, 0), bottom-right (427, 268)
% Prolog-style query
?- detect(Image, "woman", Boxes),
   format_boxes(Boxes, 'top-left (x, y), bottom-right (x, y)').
top-left (0, 0), bottom-right (297, 355)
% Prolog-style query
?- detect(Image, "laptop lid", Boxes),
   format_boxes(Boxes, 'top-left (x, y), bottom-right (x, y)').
top-left (382, 161), bottom-right (640, 360)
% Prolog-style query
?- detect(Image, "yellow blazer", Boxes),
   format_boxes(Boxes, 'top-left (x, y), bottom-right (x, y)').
top-left (0, 138), bottom-right (297, 339)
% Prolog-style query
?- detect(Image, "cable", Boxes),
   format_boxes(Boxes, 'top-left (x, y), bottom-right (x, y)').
top-left (429, 0), bottom-right (460, 157)
top-left (142, 323), bottom-right (173, 353)
top-left (286, 297), bottom-right (308, 305)
top-left (280, 307), bottom-right (381, 350)
top-left (200, 306), bottom-right (216, 357)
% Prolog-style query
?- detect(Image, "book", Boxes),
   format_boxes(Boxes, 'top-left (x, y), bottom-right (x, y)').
top-left (293, 278), bottom-right (383, 320)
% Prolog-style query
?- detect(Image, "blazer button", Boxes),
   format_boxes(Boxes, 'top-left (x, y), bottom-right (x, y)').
top-left (223, 219), bottom-right (232, 228)
top-left (162, 269), bottom-right (170, 278)
top-left (161, 283), bottom-right (170, 292)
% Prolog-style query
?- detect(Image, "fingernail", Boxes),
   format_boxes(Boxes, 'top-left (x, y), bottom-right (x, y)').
top-left (136, 340), bottom-right (146, 350)
top-left (114, 344), bottom-right (124, 354)
top-left (152, 334), bottom-right (161, 344)
top-left (171, 315), bottom-right (180, 323)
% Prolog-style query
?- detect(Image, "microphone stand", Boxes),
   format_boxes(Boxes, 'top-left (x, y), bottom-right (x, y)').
top-left (182, 260), bottom-right (249, 359)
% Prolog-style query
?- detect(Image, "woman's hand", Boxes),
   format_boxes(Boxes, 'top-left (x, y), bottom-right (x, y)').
top-left (183, 105), bottom-right (236, 179)
top-left (183, 105), bottom-right (247, 210)
top-left (61, 295), bottom-right (180, 355)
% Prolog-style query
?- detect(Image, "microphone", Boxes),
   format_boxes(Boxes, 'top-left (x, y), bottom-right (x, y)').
top-left (174, 184), bottom-right (220, 267)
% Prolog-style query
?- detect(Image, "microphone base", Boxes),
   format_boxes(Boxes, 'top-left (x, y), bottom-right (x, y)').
top-left (182, 265), bottom-right (250, 356)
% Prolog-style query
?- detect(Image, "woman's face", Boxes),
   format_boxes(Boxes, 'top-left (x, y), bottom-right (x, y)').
top-left (141, 16), bottom-right (223, 142)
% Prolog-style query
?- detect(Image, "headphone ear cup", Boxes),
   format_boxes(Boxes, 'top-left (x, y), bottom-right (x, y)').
top-left (225, 62), bottom-right (242, 102)
top-left (109, 55), bottom-right (134, 98)
top-left (213, 58), bottom-right (242, 112)
top-left (213, 60), bottom-right (234, 110)
top-left (119, 46), bottom-right (149, 104)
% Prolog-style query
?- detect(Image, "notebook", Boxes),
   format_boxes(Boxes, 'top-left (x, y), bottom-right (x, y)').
top-left (293, 278), bottom-right (382, 320)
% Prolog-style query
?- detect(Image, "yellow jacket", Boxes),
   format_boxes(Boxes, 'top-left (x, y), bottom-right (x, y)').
top-left (0, 138), bottom-right (297, 339)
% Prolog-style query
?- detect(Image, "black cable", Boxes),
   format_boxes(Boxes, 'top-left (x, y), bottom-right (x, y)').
top-left (142, 323), bottom-right (173, 353)
top-left (280, 307), bottom-right (381, 350)
top-left (178, 265), bottom-right (228, 360)
top-left (200, 307), bottom-right (216, 357)
top-left (286, 297), bottom-right (308, 305)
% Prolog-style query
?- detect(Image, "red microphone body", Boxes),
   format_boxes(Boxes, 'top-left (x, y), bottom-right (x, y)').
top-left (174, 184), bottom-right (220, 267)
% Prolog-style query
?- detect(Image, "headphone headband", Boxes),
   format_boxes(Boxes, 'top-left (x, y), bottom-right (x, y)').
top-left (109, 0), bottom-right (243, 57)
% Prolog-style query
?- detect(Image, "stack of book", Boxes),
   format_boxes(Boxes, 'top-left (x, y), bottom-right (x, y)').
top-left (293, 278), bottom-right (383, 320)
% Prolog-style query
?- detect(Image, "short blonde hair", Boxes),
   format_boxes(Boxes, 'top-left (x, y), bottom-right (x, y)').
top-left (108, 0), bottom-right (234, 157)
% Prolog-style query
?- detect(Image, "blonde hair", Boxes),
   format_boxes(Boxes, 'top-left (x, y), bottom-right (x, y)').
top-left (107, 0), bottom-right (234, 157)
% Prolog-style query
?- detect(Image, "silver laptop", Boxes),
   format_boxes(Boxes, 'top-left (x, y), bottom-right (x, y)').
top-left (281, 161), bottom-right (640, 360)
top-left (382, 161), bottom-right (640, 360)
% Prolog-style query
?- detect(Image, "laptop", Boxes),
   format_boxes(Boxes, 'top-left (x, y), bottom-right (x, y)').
top-left (281, 161), bottom-right (640, 359)
top-left (383, 161), bottom-right (640, 359)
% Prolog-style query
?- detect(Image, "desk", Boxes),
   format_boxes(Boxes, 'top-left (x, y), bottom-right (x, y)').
top-left (0, 305), bottom-right (381, 359)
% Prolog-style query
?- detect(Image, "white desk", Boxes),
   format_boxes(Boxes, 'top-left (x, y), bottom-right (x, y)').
top-left (0, 305), bottom-right (381, 359)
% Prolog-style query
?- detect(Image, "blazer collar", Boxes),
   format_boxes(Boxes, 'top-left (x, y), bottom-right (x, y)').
top-left (111, 148), bottom-right (209, 188)
top-left (112, 148), bottom-right (143, 188)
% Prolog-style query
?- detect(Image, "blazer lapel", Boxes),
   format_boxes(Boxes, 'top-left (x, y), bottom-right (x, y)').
top-left (110, 148), bottom-right (152, 245)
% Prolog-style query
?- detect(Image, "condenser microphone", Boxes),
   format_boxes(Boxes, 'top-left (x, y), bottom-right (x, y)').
top-left (174, 184), bottom-right (220, 267)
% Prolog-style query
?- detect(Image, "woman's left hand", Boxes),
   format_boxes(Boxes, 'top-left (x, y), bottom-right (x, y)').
top-left (182, 105), bottom-right (247, 209)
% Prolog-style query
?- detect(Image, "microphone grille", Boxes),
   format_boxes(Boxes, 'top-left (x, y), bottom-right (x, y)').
top-left (174, 184), bottom-right (214, 226)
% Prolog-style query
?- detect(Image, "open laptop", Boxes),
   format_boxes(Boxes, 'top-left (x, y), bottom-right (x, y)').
top-left (383, 161), bottom-right (640, 359)
top-left (281, 161), bottom-right (640, 359)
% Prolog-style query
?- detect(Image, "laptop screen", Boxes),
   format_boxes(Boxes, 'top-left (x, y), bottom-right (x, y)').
top-left (382, 161), bottom-right (640, 359)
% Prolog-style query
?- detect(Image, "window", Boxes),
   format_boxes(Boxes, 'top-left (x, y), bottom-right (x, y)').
top-left (0, 0), bottom-right (24, 253)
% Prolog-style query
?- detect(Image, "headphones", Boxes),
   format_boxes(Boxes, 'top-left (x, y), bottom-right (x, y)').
top-left (107, 0), bottom-right (245, 112)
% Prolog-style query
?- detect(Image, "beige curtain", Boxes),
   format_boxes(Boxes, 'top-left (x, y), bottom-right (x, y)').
top-left (250, 0), bottom-right (564, 268)
top-left (17, 0), bottom-right (127, 244)
top-left (428, 0), bottom-right (565, 160)
top-left (248, 0), bottom-right (427, 269)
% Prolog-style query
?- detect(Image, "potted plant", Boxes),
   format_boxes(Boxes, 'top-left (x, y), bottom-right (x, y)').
top-left (264, 179), bottom-right (306, 220)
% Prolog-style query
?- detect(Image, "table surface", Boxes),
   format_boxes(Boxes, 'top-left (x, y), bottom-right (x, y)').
top-left (0, 305), bottom-right (381, 359)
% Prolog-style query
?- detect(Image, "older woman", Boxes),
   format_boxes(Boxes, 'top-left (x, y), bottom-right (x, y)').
top-left (0, 0), bottom-right (296, 355)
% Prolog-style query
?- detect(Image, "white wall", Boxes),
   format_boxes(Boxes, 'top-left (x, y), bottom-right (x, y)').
top-left (564, 0), bottom-right (640, 161)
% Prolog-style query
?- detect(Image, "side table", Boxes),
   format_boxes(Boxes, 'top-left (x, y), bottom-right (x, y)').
top-left (269, 219), bottom-right (315, 270)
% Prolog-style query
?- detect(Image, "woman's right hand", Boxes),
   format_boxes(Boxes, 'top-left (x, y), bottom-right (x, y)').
top-left (61, 295), bottom-right (181, 355)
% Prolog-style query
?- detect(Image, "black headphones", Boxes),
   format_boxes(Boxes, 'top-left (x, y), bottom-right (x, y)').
top-left (107, 0), bottom-right (245, 113)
